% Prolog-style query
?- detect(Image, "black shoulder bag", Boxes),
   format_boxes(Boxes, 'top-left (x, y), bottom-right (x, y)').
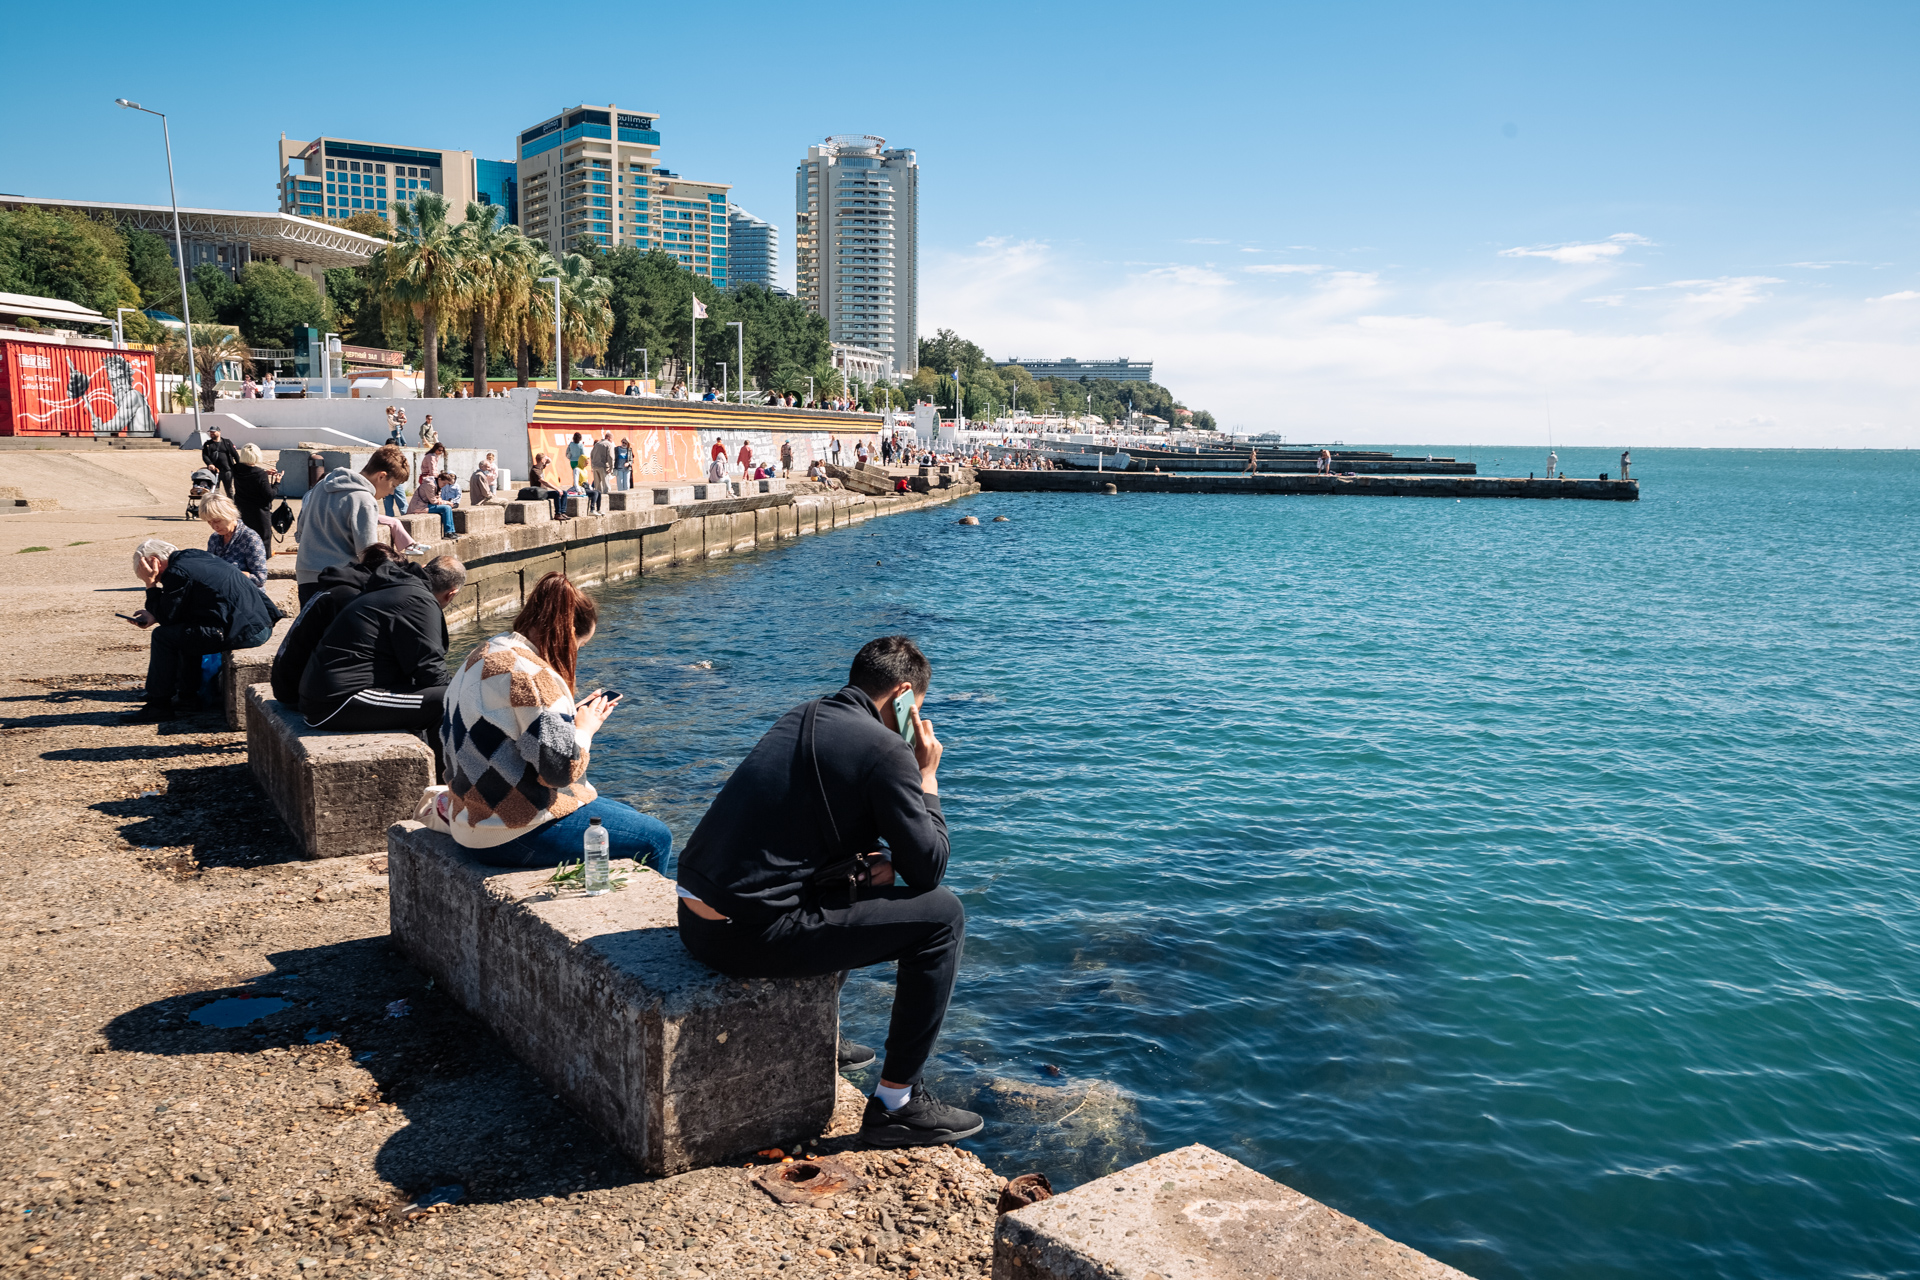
top-left (802, 699), bottom-right (876, 905)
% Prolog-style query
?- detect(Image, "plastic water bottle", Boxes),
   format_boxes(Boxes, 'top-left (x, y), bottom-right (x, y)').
top-left (582, 818), bottom-right (610, 896)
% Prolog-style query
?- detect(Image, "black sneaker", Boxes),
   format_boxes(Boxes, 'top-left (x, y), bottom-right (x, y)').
top-left (838, 1040), bottom-right (877, 1071)
top-left (859, 1088), bottom-right (984, 1148)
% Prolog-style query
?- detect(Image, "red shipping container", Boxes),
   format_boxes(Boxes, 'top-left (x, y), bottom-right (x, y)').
top-left (0, 336), bottom-right (159, 436)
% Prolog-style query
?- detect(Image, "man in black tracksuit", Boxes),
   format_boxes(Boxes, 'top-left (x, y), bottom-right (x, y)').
top-left (124, 539), bottom-right (278, 722)
top-left (299, 556), bottom-right (465, 733)
top-left (675, 636), bottom-right (981, 1148)
top-left (270, 544), bottom-right (406, 707)
top-left (200, 427), bottom-right (240, 498)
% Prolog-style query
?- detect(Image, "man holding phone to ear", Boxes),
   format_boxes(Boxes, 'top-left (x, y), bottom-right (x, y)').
top-left (675, 635), bottom-right (980, 1148)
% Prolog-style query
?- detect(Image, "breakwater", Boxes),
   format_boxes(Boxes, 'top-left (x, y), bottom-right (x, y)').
top-left (978, 469), bottom-right (1638, 500)
top-left (435, 477), bottom-right (982, 629)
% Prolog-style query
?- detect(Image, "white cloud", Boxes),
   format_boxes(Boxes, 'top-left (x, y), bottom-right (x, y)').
top-left (1244, 263), bottom-right (1327, 275)
top-left (1869, 290), bottom-right (1920, 303)
top-left (1499, 232), bottom-right (1652, 265)
top-left (924, 239), bottom-right (1920, 448)
top-left (1648, 276), bottom-right (1784, 319)
top-left (1585, 295), bottom-right (1625, 306)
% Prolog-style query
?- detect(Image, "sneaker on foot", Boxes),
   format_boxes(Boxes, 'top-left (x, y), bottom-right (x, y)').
top-left (838, 1040), bottom-right (877, 1071)
top-left (859, 1088), bottom-right (983, 1148)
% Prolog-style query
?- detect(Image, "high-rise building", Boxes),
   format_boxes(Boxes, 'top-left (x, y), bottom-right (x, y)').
top-left (514, 105), bottom-right (731, 285)
top-left (278, 134), bottom-right (482, 227)
top-left (795, 135), bottom-right (918, 377)
top-left (727, 205), bottom-right (778, 288)
top-left (474, 159), bottom-right (518, 227)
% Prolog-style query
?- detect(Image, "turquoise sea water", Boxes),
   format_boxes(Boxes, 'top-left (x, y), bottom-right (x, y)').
top-left (559, 447), bottom-right (1918, 1280)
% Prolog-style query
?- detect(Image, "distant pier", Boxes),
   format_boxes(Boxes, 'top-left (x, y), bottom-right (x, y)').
top-left (977, 470), bottom-right (1639, 501)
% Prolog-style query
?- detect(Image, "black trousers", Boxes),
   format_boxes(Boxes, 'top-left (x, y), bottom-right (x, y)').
top-left (678, 886), bottom-right (965, 1086)
top-left (144, 623), bottom-right (227, 707)
top-left (216, 469), bottom-right (234, 498)
top-left (238, 502), bottom-right (272, 550)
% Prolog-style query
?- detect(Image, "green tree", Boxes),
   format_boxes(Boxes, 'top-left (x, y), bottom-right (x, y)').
top-left (453, 203), bottom-right (526, 397)
top-left (918, 328), bottom-right (987, 377)
top-left (555, 252), bottom-right (613, 384)
top-left (124, 229), bottom-right (179, 314)
top-left (0, 206), bottom-right (139, 319)
top-left (235, 262), bottom-right (326, 349)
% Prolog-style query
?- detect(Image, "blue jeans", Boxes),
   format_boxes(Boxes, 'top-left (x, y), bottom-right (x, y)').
top-left (384, 493), bottom-right (405, 517)
top-left (471, 798), bottom-right (673, 871)
top-left (421, 503), bottom-right (455, 537)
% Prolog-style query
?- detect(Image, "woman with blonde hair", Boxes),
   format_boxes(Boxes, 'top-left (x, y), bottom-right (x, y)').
top-left (198, 493), bottom-right (269, 588)
top-left (440, 572), bottom-right (670, 869)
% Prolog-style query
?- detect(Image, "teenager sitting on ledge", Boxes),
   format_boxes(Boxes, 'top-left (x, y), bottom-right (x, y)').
top-left (440, 571), bottom-right (671, 870)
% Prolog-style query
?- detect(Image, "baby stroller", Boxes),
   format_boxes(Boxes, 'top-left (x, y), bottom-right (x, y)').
top-left (186, 467), bottom-right (219, 520)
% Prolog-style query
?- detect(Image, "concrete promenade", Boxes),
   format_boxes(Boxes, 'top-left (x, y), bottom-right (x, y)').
top-left (979, 469), bottom-right (1639, 501)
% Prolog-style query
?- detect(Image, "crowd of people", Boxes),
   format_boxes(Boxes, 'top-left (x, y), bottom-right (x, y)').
top-left (133, 424), bottom-right (989, 1152)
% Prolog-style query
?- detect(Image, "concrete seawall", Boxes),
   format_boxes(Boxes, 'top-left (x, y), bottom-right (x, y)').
top-left (378, 480), bottom-right (982, 629)
top-left (979, 469), bottom-right (1639, 501)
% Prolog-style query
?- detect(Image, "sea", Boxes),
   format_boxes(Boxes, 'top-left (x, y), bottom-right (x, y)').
top-left (485, 446), bottom-right (1920, 1280)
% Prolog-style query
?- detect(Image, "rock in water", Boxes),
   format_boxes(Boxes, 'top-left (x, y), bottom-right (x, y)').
top-left (958, 516), bottom-right (980, 526)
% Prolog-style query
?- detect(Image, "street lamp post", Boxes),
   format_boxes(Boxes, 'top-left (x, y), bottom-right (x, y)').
top-left (114, 307), bottom-right (138, 350)
top-left (539, 276), bottom-right (562, 390)
top-left (639, 349), bottom-right (648, 381)
top-left (116, 98), bottom-right (199, 435)
top-left (322, 332), bottom-right (341, 399)
top-left (806, 376), bottom-right (814, 409)
top-left (718, 363), bottom-right (727, 407)
top-left (726, 321), bottom-right (743, 403)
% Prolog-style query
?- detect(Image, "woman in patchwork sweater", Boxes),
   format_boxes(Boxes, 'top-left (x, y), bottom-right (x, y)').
top-left (440, 571), bottom-right (672, 869)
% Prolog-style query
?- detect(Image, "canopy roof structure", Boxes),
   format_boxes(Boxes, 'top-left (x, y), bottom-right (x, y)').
top-left (0, 195), bottom-right (383, 270)
top-left (0, 291), bottom-right (112, 327)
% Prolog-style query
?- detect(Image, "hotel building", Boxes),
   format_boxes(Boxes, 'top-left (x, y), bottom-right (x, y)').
top-left (277, 134), bottom-right (508, 227)
top-left (795, 136), bottom-right (918, 376)
top-left (514, 105), bottom-right (730, 284)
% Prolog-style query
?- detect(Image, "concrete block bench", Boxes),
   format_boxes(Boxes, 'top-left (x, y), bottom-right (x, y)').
top-left (398, 513), bottom-right (443, 544)
top-left (245, 684), bottom-right (436, 859)
top-left (650, 485), bottom-right (696, 506)
top-left (994, 1144), bottom-right (1472, 1280)
top-left (503, 499), bottom-right (551, 524)
top-left (453, 504), bottom-right (505, 535)
top-left (220, 616), bottom-right (295, 730)
top-left (386, 822), bottom-right (839, 1174)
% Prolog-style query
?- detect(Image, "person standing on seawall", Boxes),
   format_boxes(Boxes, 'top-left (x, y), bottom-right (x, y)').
top-left (675, 635), bottom-right (981, 1148)
top-left (441, 572), bottom-right (672, 871)
top-left (1546, 449), bottom-right (1558, 480)
top-left (1620, 449), bottom-right (1631, 481)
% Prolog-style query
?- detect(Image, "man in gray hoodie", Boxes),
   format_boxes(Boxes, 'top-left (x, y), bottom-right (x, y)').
top-left (295, 445), bottom-right (412, 607)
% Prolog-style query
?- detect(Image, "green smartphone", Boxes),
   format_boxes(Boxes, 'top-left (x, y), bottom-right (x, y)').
top-left (894, 695), bottom-right (917, 748)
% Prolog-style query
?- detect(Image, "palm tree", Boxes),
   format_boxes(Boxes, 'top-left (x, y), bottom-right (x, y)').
top-left (454, 203), bottom-right (528, 398)
top-left (160, 325), bottom-right (252, 411)
top-left (509, 248), bottom-right (560, 387)
top-left (554, 253), bottom-right (612, 387)
top-left (373, 193), bottom-right (469, 398)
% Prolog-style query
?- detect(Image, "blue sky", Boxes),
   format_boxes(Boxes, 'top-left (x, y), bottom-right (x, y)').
top-left (4, 0), bottom-right (1915, 445)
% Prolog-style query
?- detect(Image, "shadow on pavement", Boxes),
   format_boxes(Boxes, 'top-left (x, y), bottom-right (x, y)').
top-left (99, 937), bottom-right (643, 1205)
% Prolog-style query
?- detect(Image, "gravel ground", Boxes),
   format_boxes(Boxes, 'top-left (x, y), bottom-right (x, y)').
top-left (0, 540), bottom-right (1012, 1280)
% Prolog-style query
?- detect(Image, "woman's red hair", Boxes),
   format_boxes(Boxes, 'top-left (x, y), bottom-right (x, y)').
top-left (512, 572), bottom-right (598, 690)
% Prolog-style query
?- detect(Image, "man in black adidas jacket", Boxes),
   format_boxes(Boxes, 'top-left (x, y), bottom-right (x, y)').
top-left (270, 544), bottom-right (406, 706)
top-left (299, 555), bottom-right (465, 733)
top-left (676, 635), bottom-right (981, 1149)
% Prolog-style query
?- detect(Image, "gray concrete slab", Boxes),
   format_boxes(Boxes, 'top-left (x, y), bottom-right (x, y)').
top-left (994, 1145), bottom-right (1472, 1280)
top-left (386, 822), bottom-right (840, 1175)
top-left (244, 684), bottom-right (435, 860)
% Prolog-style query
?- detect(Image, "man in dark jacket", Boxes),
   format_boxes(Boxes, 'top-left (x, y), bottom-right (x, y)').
top-left (270, 544), bottom-right (406, 706)
top-left (675, 636), bottom-right (979, 1148)
top-left (200, 427), bottom-right (240, 498)
top-left (299, 555), bottom-right (465, 732)
top-left (123, 538), bottom-right (277, 722)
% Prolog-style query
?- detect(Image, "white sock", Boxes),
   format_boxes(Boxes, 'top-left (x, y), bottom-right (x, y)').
top-left (874, 1083), bottom-right (912, 1111)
